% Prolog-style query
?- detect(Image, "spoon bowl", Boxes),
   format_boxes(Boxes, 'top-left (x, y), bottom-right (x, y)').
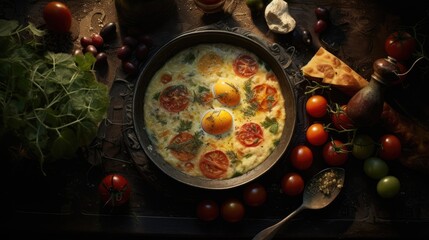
top-left (252, 167), bottom-right (345, 240)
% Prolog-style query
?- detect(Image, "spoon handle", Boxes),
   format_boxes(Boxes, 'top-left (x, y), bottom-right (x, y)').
top-left (252, 204), bottom-right (306, 240)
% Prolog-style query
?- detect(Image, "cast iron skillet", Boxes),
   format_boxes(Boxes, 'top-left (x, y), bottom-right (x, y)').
top-left (132, 29), bottom-right (296, 189)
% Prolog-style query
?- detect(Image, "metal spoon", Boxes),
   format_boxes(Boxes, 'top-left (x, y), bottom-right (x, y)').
top-left (252, 167), bottom-right (345, 240)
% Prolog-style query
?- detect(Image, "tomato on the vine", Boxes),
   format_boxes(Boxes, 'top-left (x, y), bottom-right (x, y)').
top-left (331, 104), bottom-right (354, 130)
top-left (281, 172), bottom-right (305, 196)
top-left (378, 134), bottom-right (402, 160)
top-left (243, 182), bottom-right (267, 207)
top-left (306, 123), bottom-right (329, 146)
top-left (196, 199), bottom-right (219, 221)
top-left (221, 198), bottom-right (245, 223)
top-left (384, 31), bottom-right (417, 61)
top-left (98, 174), bottom-right (131, 207)
top-left (43, 1), bottom-right (72, 33)
top-left (306, 95), bottom-right (328, 118)
top-left (322, 140), bottom-right (348, 166)
top-left (290, 145), bottom-right (313, 170)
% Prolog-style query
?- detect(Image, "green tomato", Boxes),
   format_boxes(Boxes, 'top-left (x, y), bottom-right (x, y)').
top-left (352, 134), bottom-right (375, 160)
top-left (363, 157), bottom-right (389, 179)
top-left (377, 176), bottom-right (400, 198)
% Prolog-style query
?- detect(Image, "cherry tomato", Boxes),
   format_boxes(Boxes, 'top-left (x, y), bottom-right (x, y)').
top-left (43, 1), bottom-right (72, 33)
top-left (243, 182), bottom-right (267, 207)
top-left (221, 198), bottom-right (245, 223)
top-left (196, 199), bottom-right (219, 221)
top-left (322, 140), bottom-right (348, 166)
top-left (306, 95), bottom-right (328, 118)
top-left (384, 31), bottom-right (417, 61)
top-left (98, 174), bottom-right (131, 207)
top-left (306, 123), bottom-right (329, 146)
top-left (363, 157), bottom-right (389, 180)
top-left (290, 145), bottom-right (313, 170)
top-left (378, 134), bottom-right (402, 160)
top-left (352, 134), bottom-right (375, 160)
top-left (281, 172), bottom-right (304, 196)
top-left (331, 104), bottom-right (354, 130)
top-left (377, 176), bottom-right (400, 198)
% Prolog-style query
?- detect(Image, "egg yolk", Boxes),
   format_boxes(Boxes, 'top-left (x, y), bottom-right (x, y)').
top-left (201, 109), bottom-right (233, 135)
top-left (213, 80), bottom-right (240, 107)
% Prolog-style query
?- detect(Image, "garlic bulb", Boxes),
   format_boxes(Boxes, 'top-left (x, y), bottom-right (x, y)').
top-left (264, 0), bottom-right (296, 34)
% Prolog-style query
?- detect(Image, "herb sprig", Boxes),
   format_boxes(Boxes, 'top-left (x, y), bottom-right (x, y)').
top-left (0, 20), bottom-right (109, 172)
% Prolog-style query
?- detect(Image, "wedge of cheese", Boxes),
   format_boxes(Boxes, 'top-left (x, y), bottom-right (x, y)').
top-left (301, 47), bottom-right (369, 96)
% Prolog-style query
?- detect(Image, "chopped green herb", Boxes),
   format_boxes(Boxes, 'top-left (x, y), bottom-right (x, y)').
top-left (226, 150), bottom-right (239, 163)
top-left (261, 117), bottom-right (279, 134)
top-left (176, 120), bottom-right (192, 132)
top-left (166, 132), bottom-right (203, 155)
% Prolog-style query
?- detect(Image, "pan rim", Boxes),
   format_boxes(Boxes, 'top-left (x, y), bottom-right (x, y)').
top-left (132, 29), bottom-right (296, 189)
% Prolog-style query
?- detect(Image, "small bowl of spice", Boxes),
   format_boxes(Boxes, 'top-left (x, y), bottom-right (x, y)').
top-left (194, 0), bottom-right (226, 13)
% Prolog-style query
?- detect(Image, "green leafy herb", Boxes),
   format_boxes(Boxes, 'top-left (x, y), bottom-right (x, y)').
top-left (226, 150), bottom-right (239, 163)
top-left (261, 117), bottom-right (279, 134)
top-left (0, 20), bottom-right (109, 172)
top-left (242, 79), bottom-right (258, 116)
top-left (176, 120), bottom-right (193, 132)
top-left (166, 132), bottom-right (203, 155)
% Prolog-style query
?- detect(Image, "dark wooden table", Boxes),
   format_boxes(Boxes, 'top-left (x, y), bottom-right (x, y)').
top-left (3, 0), bottom-right (429, 239)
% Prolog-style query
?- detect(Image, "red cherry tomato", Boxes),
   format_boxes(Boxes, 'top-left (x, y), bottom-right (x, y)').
top-left (306, 95), bottom-right (328, 118)
top-left (43, 1), bottom-right (72, 33)
top-left (384, 31), bottom-right (417, 61)
top-left (98, 174), bottom-right (131, 207)
top-left (221, 198), bottom-right (245, 223)
top-left (306, 123), bottom-right (329, 146)
top-left (196, 199), bottom-right (219, 221)
top-left (322, 140), bottom-right (348, 166)
top-left (243, 182), bottom-right (267, 207)
top-left (290, 145), bottom-right (313, 170)
top-left (331, 104), bottom-right (355, 130)
top-left (281, 172), bottom-right (304, 196)
top-left (378, 134), bottom-right (402, 160)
